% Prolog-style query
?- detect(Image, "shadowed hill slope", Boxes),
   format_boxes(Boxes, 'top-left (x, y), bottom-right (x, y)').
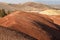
top-left (0, 11), bottom-right (60, 40)
top-left (0, 26), bottom-right (36, 40)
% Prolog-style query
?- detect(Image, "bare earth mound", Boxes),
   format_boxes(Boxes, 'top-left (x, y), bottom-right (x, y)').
top-left (0, 11), bottom-right (60, 40)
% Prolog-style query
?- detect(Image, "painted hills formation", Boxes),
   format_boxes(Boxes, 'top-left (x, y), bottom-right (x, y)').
top-left (0, 11), bottom-right (60, 40)
top-left (0, 2), bottom-right (60, 40)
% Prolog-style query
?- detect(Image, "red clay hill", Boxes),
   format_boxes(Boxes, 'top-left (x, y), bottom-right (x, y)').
top-left (0, 11), bottom-right (60, 40)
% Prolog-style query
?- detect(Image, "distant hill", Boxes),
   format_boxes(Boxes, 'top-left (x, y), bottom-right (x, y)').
top-left (0, 2), bottom-right (55, 12)
top-left (0, 2), bottom-right (16, 12)
top-left (8, 4), bottom-right (22, 11)
top-left (50, 4), bottom-right (60, 10)
top-left (20, 2), bottom-right (53, 11)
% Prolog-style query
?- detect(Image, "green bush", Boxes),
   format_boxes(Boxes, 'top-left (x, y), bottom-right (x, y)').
top-left (0, 9), bottom-right (7, 17)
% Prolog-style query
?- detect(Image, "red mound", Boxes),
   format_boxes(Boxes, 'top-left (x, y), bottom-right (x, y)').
top-left (48, 15), bottom-right (60, 25)
top-left (0, 11), bottom-right (60, 40)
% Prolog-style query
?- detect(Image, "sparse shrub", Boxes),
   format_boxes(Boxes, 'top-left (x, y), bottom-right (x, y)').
top-left (0, 9), bottom-right (7, 17)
